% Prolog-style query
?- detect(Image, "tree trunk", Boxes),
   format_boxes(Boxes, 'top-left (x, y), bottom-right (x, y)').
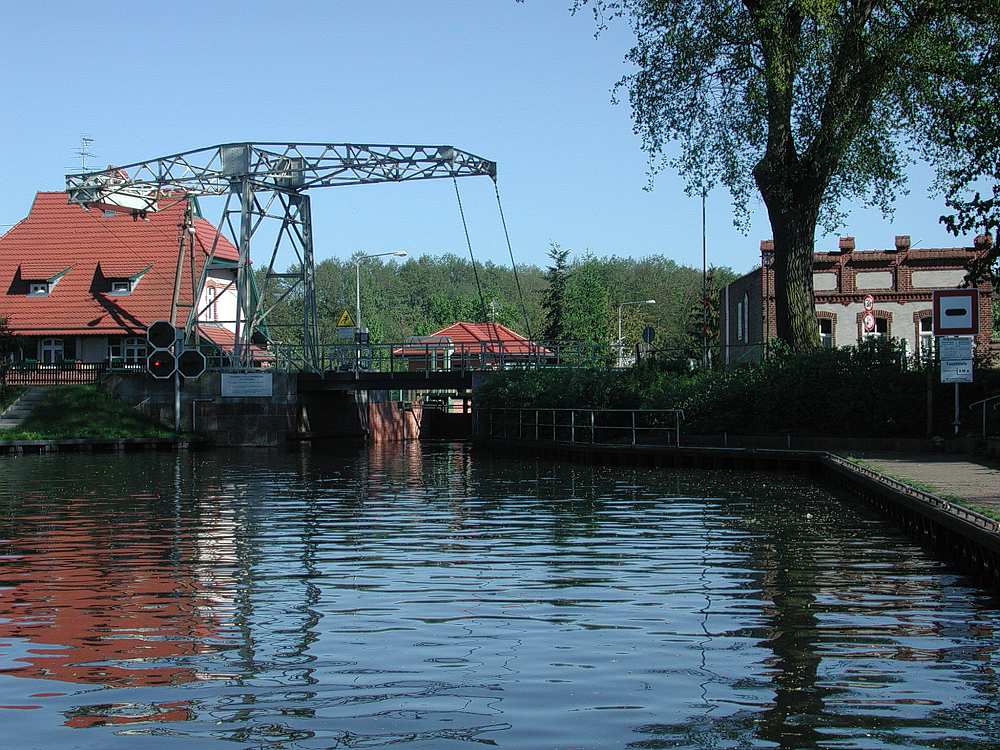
top-left (757, 166), bottom-right (823, 351)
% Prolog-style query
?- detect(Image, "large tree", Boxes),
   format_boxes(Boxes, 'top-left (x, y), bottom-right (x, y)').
top-left (541, 243), bottom-right (571, 340)
top-left (574, 0), bottom-right (1000, 349)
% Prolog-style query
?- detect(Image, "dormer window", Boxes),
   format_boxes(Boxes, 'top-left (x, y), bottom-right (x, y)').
top-left (28, 282), bottom-right (49, 296)
top-left (110, 280), bottom-right (132, 295)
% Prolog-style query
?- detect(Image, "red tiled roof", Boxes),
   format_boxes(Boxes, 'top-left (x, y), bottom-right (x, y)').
top-left (394, 322), bottom-right (548, 356)
top-left (18, 262), bottom-right (72, 280)
top-left (0, 192), bottom-right (238, 337)
top-left (197, 324), bottom-right (270, 360)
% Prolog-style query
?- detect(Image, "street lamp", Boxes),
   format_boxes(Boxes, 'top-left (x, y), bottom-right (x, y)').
top-left (617, 299), bottom-right (656, 367)
top-left (355, 250), bottom-right (407, 330)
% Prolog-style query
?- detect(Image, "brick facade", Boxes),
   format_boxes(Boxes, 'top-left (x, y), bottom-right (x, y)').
top-left (720, 235), bottom-right (995, 362)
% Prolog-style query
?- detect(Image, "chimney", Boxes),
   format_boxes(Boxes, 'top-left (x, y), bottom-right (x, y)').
top-left (893, 235), bottom-right (910, 252)
top-left (838, 236), bottom-right (855, 253)
top-left (760, 239), bottom-right (774, 253)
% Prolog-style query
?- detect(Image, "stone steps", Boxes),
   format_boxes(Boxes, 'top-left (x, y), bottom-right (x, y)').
top-left (0, 388), bottom-right (49, 430)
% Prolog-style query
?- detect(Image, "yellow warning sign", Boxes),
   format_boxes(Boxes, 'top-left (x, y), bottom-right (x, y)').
top-left (336, 309), bottom-right (355, 328)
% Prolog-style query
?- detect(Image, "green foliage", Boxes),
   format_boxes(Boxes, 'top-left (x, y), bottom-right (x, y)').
top-left (541, 243), bottom-right (570, 340)
top-left (477, 340), bottom-right (1000, 438)
top-left (0, 316), bottom-right (14, 361)
top-left (572, 0), bottom-right (1000, 349)
top-left (563, 258), bottom-right (610, 341)
top-left (0, 386), bottom-right (173, 440)
top-left (260, 251), bottom-right (736, 349)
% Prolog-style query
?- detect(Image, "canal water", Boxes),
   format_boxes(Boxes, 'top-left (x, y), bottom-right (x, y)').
top-left (0, 444), bottom-right (997, 749)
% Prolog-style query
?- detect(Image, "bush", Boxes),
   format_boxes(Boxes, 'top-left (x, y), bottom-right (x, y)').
top-left (476, 340), bottom-right (1000, 437)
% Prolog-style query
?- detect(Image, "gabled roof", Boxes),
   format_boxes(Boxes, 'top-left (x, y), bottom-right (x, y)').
top-left (394, 321), bottom-right (546, 356)
top-left (0, 192), bottom-right (238, 336)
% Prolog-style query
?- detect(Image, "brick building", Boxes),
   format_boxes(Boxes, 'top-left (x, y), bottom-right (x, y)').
top-left (720, 235), bottom-right (995, 365)
top-left (0, 192), bottom-right (244, 366)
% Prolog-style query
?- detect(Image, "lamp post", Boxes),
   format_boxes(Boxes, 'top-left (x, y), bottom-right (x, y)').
top-left (617, 299), bottom-right (656, 367)
top-left (355, 250), bottom-right (407, 330)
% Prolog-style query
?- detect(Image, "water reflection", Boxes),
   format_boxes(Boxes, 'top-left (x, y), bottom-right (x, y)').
top-left (0, 444), bottom-right (996, 748)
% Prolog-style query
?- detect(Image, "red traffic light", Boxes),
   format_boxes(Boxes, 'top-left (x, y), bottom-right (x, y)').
top-left (147, 350), bottom-right (176, 379)
top-left (147, 320), bottom-right (176, 350)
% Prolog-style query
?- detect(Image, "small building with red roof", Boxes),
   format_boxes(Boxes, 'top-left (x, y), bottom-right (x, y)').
top-left (393, 321), bottom-right (549, 371)
top-left (0, 192), bottom-right (245, 367)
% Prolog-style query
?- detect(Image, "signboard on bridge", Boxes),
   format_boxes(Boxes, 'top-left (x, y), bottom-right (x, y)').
top-left (221, 372), bottom-right (273, 398)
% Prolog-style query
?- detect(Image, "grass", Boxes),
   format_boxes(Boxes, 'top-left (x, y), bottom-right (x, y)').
top-left (0, 386), bottom-right (24, 412)
top-left (0, 385), bottom-right (173, 441)
top-left (845, 456), bottom-right (1000, 523)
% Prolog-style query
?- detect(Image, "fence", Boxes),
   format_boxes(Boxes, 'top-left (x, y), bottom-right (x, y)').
top-left (0, 362), bottom-right (119, 387)
top-left (969, 394), bottom-right (1000, 438)
top-left (479, 408), bottom-right (684, 447)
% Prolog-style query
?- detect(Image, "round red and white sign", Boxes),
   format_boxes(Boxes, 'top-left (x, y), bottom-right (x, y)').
top-left (863, 312), bottom-right (876, 332)
top-left (863, 294), bottom-right (875, 312)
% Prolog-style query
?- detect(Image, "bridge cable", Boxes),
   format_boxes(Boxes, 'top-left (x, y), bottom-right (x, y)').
top-left (494, 180), bottom-right (533, 340)
top-left (452, 178), bottom-right (493, 342)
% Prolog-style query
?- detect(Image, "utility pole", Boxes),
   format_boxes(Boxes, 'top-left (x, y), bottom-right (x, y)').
top-left (702, 191), bottom-right (708, 369)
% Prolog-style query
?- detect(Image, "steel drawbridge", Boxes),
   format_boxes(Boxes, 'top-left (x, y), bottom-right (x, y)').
top-left (65, 142), bottom-right (499, 371)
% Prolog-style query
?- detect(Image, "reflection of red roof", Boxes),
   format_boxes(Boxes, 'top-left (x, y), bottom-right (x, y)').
top-left (393, 322), bottom-right (549, 356)
top-left (0, 192), bottom-right (238, 336)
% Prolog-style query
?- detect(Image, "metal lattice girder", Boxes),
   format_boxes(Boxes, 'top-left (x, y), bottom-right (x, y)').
top-left (65, 142), bottom-right (497, 210)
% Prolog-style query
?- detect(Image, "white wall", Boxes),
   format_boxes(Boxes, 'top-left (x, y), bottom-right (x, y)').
top-left (199, 269), bottom-right (238, 333)
top-left (817, 301), bottom-right (933, 352)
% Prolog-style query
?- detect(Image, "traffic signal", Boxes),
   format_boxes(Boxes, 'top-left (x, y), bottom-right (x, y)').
top-left (147, 320), bottom-right (176, 350)
top-left (177, 349), bottom-right (206, 379)
top-left (147, 349), bottom-right (176, 379)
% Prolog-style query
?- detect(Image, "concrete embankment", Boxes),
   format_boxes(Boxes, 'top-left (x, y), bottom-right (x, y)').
top-left (477, 437), bottom-right (1000, 589)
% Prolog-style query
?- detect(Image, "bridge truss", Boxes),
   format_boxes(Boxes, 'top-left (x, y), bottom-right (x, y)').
top-left (65, 142), bottom-right (497, 369)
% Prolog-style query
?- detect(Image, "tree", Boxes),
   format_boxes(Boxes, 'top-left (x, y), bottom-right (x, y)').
top-left (541, 243), bottom-right (571, 340)
top-left (0, 316), bottom-right (15, 363)
top-left (574, 0), bottom-right (1000, 350)
top-left (682, 269), bottom-right (723, 360)
top-left (563, 258), bottom-right (611, 341)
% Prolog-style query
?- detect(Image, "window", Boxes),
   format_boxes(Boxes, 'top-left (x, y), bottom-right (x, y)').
top-left (28, 282), bottom-right (49, 296)
top-left (818, 318), bottom-right (833, 349)
top-left (742, 292), bottom-right (750, 343)
top-left (863, 317), bottom-right (889, 340)
top-left (919, 316), bottom-right (934, 361)
top-left (205, 287), bottom-right (217, 321)
top-left (110, 280), bottom-right (132, 295)
top-left (109, 336), bottom-right (147, 365)
top-left (40, 338), bottom-right (63, 365)
top-left (123, 337), bottom-right (146, 364)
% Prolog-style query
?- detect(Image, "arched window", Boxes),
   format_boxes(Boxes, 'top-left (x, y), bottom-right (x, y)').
top-left (818, 318), bottom-right (833, 348)
top-left (919, 316), bottom-right (934, 360)
top-left (864, 317), bottom-right (889, 340)
top-left (205, 287), bottom-right (217, 321)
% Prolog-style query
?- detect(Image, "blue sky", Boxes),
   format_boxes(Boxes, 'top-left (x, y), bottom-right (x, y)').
top-left (0, 0), bottom-right (965, 275)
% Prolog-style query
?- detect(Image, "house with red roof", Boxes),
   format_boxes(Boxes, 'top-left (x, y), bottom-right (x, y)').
top-left (0, 192), bottom-right (246, 367)
top-left (393, 321), bottom-right (549, 371)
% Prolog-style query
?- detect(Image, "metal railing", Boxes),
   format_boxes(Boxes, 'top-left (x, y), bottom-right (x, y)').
top-left (269, 340), bottom-right (615, 374)
top-left (479, 407), bottom-right (684, 448)
top-left (1, 362), bottom-right (115, 386)
top-left (824, 454), bottom-right (1000, 534)
top-left (968, 393), bottom-right (1000, 439)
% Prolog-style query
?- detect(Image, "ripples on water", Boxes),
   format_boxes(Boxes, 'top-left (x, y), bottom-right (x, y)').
top-left (0, 443), bottom-right (997, 748)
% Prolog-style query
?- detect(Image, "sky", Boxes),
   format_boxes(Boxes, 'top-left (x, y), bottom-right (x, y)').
top-left (0, 0), bottom-right (969, 276)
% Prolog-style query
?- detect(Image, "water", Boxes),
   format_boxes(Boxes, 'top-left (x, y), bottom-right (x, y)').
top-left (0, 443), bottom-right (997, 749)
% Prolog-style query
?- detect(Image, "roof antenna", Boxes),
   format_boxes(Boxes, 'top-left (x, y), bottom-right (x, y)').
top-left (75, 136), bottom-right (95, 172)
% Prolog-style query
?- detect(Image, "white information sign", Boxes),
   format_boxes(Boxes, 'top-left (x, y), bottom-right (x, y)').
top-left (938, 336), bottom-right (973, 362)
top-left (221, 372), bottom-right (273, 398)
top-left (938, 335), bottom-right (974, 384)
top-left (941, 360), bottom-right (974, 383)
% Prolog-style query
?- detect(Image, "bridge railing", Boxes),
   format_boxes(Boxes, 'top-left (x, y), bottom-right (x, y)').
top-left (268, 340), bottom-right (619, 374)
top-left (478, 407), bottom-right (684, 447)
